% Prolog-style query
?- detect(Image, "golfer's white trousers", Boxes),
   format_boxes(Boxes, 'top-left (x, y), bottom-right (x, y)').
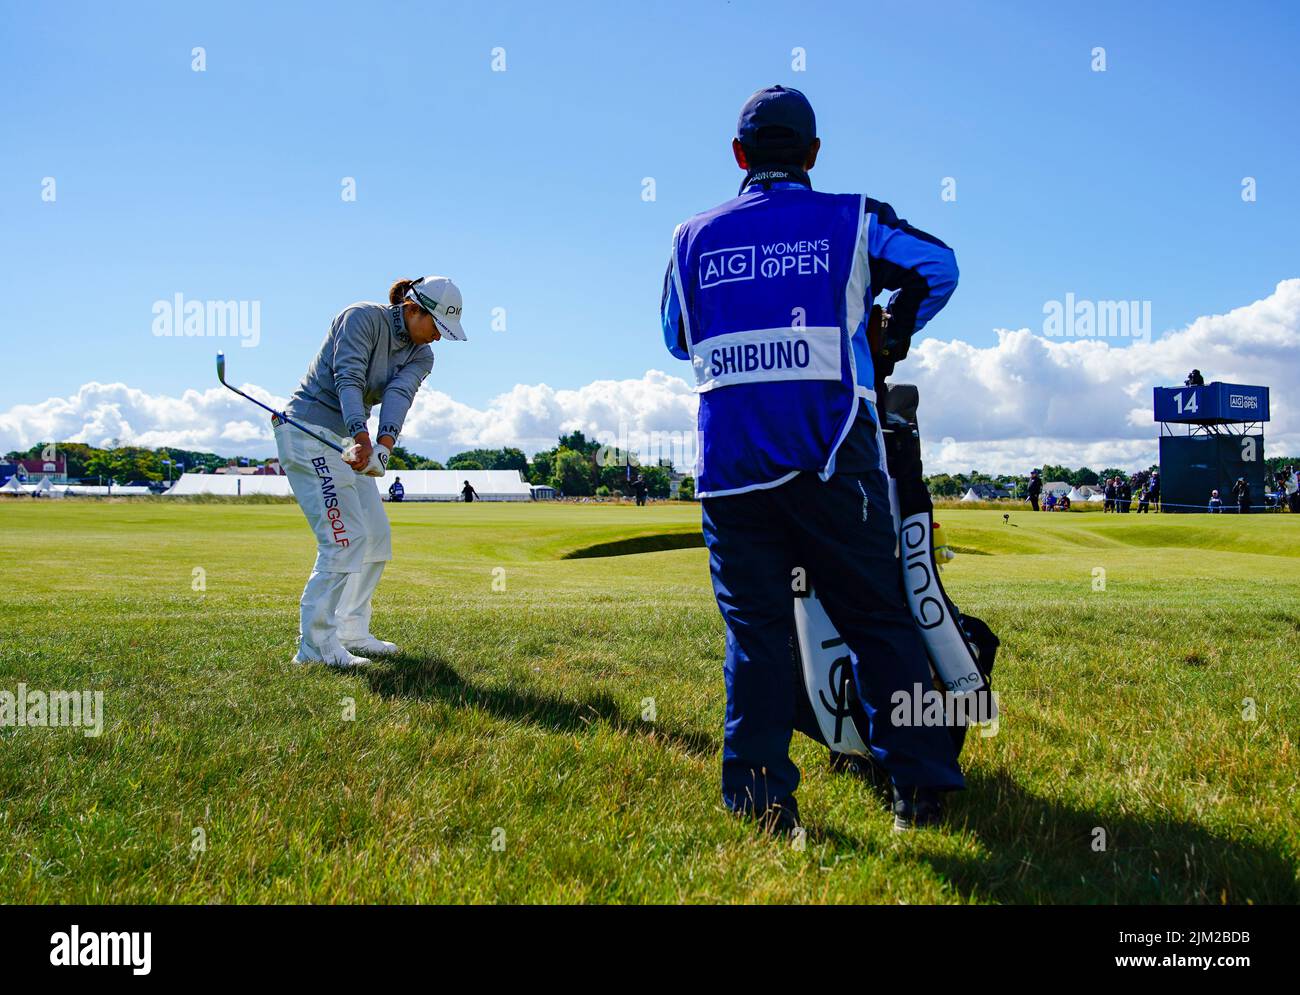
top-left (275, 421), bottom-right (392, 655)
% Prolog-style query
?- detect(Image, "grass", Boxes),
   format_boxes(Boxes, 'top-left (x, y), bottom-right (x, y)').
top-left (0, 499), bottom-right (1297, 904)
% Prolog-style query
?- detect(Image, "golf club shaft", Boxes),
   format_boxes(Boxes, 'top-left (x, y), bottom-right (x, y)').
top-left (216, 352), bottom-right (346, 454)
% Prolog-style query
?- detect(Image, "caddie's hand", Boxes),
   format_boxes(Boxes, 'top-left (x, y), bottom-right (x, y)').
top-left (344, 433), bottom-right (373, 472)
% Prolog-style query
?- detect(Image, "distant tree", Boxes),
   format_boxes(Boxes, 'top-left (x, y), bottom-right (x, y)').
top-left (551, 447), bottom-right (594, 496)
top-left (557, 430), bottom-right (600, 456)
top-left (1040, 464), bottom-right (1073, 484)
top-left (528, 451), bottom-right (554, 485)
top-left (1074, 466), bottom-right (1100, 486)
top-left (389, 446), bottom-right (442, 470)
top-left (678, 476), bottom-right (695, 501)
top-left (1099, 467), bottom-right (1128, 482)
top-left (444, 447), bottom-right (529, 472)
top-left (1265, 456), bottom-right (1299, 476)
top-left (926, 473), bottom-right (960, 497)
top-left (597, 461), bottom-right (632, 494)
top-left (641, 465), bottom-right (671, 498)
top-left (85, 446), bottom-right (165, 482)
top-left (496, 447), bottom-right (528, 473)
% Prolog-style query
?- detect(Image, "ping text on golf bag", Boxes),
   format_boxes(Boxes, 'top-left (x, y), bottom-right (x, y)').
top-left (794, 381), bottom-right (1000, 757)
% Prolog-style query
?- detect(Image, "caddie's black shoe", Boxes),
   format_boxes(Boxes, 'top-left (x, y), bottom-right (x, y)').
top-left (892, 787), bottom-right (944, 832)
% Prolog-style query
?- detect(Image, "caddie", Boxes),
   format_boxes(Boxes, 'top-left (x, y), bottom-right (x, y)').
top-left (277, 275), bottom-right (465, 668)
top-left (660, 86), bottom-right (963, 832)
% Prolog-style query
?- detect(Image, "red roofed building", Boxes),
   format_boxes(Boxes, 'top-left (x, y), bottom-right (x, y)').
top-left (16, 455), bottom-right (68, 483)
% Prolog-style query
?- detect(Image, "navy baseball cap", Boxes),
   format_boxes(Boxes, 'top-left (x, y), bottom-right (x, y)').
top-left (736, 85), bottom-right (816, 151)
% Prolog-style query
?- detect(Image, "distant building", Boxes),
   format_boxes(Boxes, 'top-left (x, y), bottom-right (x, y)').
top-left (963, 483), bottom-right (1011, 500)
top-left (14, 455), bottom-right (68, 483)
top-left (1041, 480), bottom-right (1072, 496)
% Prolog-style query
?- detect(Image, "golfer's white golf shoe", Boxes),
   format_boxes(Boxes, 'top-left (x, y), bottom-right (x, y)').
top-left (293, 639), bottom-right (371, 669)
top-left (342, 635), bottom-right (399, 657)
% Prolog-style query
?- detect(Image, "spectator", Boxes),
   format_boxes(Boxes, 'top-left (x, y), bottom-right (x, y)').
top-left (1264, 471), bottom-right (1280, 510)
top-left (1026, 468), bottom-right (1043, 511)
top-left (1288, 465), bottom-right (1300, 514)
top-left (632, 474), bottom-right (649, 507)
top-left (1136, 484), bottom-right (1150, 513)
top-left (1044, 490), bottom-right (1057, 511)
top-left (461, 480), bottom-right (480, 503)
top-left (1059, 494), bottom-right (1071, 511)
top-left (1119, 478), bottom-right (1132, 513)
top-left (1230, 476), bottom-right (1249, 514)
top-left (1185, 369), bottom-right (1205, 386)
top-left (388, 476), bottom-right (404, 503)
top-left (1208, 488), bottom-right (1223, 513)
top-left (1147, 470), bottom-right (1160, 512)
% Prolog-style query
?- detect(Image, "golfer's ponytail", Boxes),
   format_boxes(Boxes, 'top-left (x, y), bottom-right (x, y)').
top-left (389, 278), bottom-right (416, 305)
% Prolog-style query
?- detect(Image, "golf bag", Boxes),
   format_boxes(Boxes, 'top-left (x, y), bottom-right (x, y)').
top-left (793, 380), bottom-right (1000, 758)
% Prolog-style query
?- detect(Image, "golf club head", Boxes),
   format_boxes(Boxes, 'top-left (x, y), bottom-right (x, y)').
top-left (215, 351), bottom-right (226, 383)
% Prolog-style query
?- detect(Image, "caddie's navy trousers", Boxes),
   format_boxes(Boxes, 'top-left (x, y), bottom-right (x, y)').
top-left (702, 464), bottom-right (964, 814)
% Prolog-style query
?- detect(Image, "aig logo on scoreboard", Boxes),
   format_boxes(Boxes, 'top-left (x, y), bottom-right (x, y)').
top-left (1229, 393), bottom-right (1259, 410)
top-left (699, 246), bottom-right (756, 288)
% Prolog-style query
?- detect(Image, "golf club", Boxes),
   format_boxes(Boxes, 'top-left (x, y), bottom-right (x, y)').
top-left (215, 351), bottom-right (345, 454)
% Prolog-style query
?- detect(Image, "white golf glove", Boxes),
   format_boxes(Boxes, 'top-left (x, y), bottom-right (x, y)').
top-left (343, 441), bottom-right (390, 478)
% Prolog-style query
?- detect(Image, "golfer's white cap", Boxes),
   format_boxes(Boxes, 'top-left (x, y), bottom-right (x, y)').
top-left (406, 275), bottom-right (466, 341)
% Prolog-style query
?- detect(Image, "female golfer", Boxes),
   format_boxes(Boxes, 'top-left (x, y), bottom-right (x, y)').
top-left (277, 275), bottom-right (465, 667)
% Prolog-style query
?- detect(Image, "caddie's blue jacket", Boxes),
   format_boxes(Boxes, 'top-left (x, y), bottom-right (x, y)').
top-left (662, 179), bottom-right (957, 497)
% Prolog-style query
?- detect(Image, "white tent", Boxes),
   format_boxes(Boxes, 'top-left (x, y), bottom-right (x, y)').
top-left (0, 475), bottom-right (22, 494)
top-left (33, 475), bottom-right (62, 499)
top-left (382, 470), bottom-right (533, 501)
top-left (165, 473), bottom-right (293, 496)
top-left (1088, 490), bottom-right (1106, 502)
top-left (166, 469), bottom-right (534, 501)
top-left (960, 488), bottom-right (980, 502)
top-left (60, 485), bottom-right (153, 496)
top-left (1066, 487), bottom-right (1087, 503)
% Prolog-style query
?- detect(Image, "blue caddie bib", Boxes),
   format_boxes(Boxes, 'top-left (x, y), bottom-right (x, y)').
top-left (671, 187), bottom-right (872, 497)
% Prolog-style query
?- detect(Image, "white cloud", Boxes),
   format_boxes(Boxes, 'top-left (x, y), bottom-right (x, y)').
top-left (905, 278), bottom-right (1299, 472)
top-left (0, 381), bottom-right (284, 456)
top-left (0, 372), bottom-right (699, 463)
top-left (2, 281), bottom-right (1296, 474)
top-left (397, 370), bottom-right (698, 456)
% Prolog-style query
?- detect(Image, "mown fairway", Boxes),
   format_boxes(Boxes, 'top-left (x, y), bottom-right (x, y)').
top-left (1, 499), bottom-right (1297, 903)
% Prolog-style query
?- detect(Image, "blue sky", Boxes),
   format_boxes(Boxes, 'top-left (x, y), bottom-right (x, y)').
top-left (1, 0), bottom-right (1297, 467)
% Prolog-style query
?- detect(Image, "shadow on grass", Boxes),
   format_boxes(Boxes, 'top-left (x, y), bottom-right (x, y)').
top-left (562, 532), bottom-right (705, 559)
top-left (897, 768), bottom-right (1299, 904)
top-left (368, 658), bottom-right (1296, 902)
top-left (363, 653), bottom-right (717, 759)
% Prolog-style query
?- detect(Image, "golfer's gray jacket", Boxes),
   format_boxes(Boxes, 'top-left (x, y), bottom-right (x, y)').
top-left (285, 303), bottom-right (434, 441)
